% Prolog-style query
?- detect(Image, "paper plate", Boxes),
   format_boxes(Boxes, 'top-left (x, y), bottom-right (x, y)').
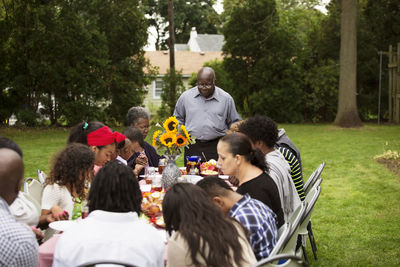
top-left (49, 220), bottom-right (77, 232)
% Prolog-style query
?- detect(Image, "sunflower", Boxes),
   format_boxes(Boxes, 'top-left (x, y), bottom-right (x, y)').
top-left (163, 116), bottom-right (178, 132)
top-left (180, 125), bottom-right (190, 140)
top-left (152, 130), bottom-right (162, 148)
top-left (159, 132), bottom-right (177, 148)
top-left (176, 134), bottom-right (188, 147)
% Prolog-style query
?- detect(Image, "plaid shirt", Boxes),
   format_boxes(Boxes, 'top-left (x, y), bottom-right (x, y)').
top-left (229, 194), bottom-right (278, 260)
top-left (0, 197), bottom-right (38, 267)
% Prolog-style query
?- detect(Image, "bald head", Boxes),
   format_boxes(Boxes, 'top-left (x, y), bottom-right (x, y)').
top-left (197, 67), bottom-right (216, 99)
top-left (0, 148), bottom-right (24, 205)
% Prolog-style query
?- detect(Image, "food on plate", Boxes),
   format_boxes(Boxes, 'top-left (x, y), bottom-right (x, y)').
top-left (201, 170), bottom-right (219, 177)
top-left (156, 217), bottom-right (165, 228)
top-left (200, 159), bottom-right (218, 172)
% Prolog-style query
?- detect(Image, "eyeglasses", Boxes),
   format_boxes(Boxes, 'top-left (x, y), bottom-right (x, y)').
top-left (197, 83), bottom-right (213, 89)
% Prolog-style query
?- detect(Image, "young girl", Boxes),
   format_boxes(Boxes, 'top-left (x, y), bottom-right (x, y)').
top-left (41, 143), bottom-right (94, 225)
top-left (68, 121), bottom-right (125, 174)
top-left (163, 183), bottom-right (257, 267)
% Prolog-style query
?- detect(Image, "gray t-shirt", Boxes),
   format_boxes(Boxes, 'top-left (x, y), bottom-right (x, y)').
top-left (173, 86), bottom-right (241, 140)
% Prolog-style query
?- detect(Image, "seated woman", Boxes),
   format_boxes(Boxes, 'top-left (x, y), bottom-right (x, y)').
top-left (163, 183), bottom-right (257, 267)
top-left (217, 133), bottom-right (284, 227)
top-left (126, 107), bottom-right (161, 171)
top-left (53, 161), bottom-right (165, 267)
top-left (67, 121), bottom-right (125, 175)
top-left (40, 144), bottom-right (94, 241)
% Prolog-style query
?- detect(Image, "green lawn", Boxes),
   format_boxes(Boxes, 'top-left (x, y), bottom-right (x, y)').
top-left (1, 124), bottom-right (400, 266)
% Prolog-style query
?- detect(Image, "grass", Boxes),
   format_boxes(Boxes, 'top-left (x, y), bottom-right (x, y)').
top-left (1, 123), bottom-right (400, 266)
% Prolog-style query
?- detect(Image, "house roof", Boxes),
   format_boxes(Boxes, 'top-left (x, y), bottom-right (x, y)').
top-left (195, 34), bottom-right (224, 52)
top-left (175, 44), bottom-right (189, 51)
top-left (145, 51), bottom-right (223, 76)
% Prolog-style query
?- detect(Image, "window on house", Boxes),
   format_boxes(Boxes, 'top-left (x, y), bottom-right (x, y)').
top-left (154, 80), bottom-right (163, 99)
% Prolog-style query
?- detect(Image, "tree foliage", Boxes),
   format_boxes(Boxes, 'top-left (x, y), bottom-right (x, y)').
top-left (157, 68), bottom-right (185, 119)
top-left (219, 0), bottom-right (398, 123)
top-left (0, 0), bottom-right (152, 126)
top-left (143, 0), bottom-right (221, 50)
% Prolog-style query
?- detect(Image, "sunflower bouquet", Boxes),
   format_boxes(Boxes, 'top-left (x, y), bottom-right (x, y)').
top-left (152, 116), bottom-right (196, 156)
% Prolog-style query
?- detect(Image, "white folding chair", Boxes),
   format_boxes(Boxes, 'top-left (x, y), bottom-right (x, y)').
top-left (298, 185), bottom-right (321, 263)
top-left (280, 202), bottom-right (307, 255)
top-left (253, 253), bottom-right (306, 267)
top-left (23, 177), bottom-right (43, 206)
top-left (37, 169), bottom-right (47, 184)
top-left (304, 162), bottom-right (325, 195)
top-left (269, 223), bottom-right (291, 257)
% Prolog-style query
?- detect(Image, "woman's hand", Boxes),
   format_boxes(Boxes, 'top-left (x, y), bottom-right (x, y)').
top-left (50, 206), bottom-right (69, 221)
top-left (38, 206), bottom-right (69, 229)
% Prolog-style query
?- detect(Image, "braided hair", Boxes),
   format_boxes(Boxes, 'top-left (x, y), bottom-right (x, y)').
top-left (88, 161), bottom-right (142, 214)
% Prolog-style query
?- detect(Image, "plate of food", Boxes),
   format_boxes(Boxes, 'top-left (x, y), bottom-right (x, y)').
top-left (180, 175), bottom-right (203, 184)
top-left (49, 220), bottom-right (77, 232)
top-left (200, 159), bottom-right (220, 177)
top-left (141, 192), bottom-right (165, 228)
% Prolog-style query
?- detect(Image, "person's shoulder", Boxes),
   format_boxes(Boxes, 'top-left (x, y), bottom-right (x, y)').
top-left (179, 87), bottom-right (198, 98)
top-left (143, 141), bottom-right (156, 151)
top-left (0, 217), bottom-right (36, 246)
top-left (215, 86), bottom-right (234, 99)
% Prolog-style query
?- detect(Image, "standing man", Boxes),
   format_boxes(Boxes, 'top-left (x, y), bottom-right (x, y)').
top-left (0, 138), bottom-right (39, 267)
top-left (174, 67), bottom-right (241, 162)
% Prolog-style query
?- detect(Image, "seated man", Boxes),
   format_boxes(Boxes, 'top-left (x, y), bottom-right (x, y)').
top-left (0, 138), bottom-right (39, 267)
top-left (53, 161), bottom-right (165, 267)
top-left (239, 115), bottom-right (302, 222)
top-left (197, 177), bottom-right (278, 260)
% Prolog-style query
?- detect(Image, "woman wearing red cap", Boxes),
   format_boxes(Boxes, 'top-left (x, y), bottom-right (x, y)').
top-left (68, 121), bottom-right (126, 174)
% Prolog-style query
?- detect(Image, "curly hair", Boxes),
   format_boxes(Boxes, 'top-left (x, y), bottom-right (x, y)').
top-left (163, 183), bottom-right (250, 267)
top-left (46, 143), bottom-right (94, 199)
top-left (238, 115), bottom-right (278, 148)
top-left (88, 161), bottom-right (142, 213)
top-left (67, 121), bottom-right (105, 146)
top-left (126, 107), bottom-right (149, 126)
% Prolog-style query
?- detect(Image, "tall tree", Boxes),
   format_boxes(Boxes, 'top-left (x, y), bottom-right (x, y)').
top-left (0, 0), bottom-right (152, 126)
top-left (334, 0), bottom-right (362, 127)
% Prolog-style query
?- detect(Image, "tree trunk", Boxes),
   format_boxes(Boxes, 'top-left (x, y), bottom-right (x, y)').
top-left (168, 0), bottom-right (176, 116)
top-left (334, 0), bottom-right (363, 128)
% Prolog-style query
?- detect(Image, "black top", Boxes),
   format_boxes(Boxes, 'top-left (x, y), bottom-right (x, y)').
top-left (237, 172), bottom-right (284, 228)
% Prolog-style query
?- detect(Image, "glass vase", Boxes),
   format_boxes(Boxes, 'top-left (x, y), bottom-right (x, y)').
top-left (161, 154), bottom-right (181, 189)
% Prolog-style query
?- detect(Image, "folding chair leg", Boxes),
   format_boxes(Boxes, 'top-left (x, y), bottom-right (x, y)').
top-left (307, 222), bottom-right (318, 260)
top-left (302, 244), bottom-right (309, 266)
